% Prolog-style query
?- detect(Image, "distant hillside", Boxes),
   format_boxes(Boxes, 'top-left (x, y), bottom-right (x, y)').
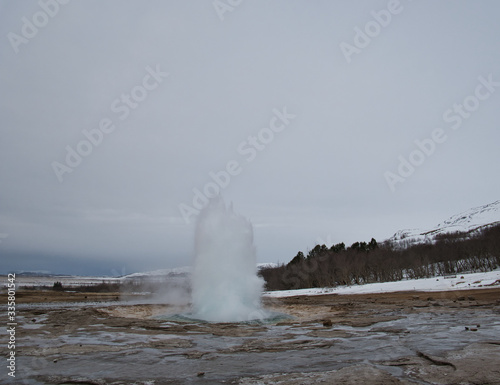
top-left (260, 201), bottom-right (500, 291)
top-left (119, 263), bottom-right (277, 281)
top-left (121, 266), bottom-right (191, 280)
top-left (388, 200), bottom-right (500, 247)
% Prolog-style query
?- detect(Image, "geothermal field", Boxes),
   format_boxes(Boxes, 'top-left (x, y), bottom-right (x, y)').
top-left (4, 282), bottom-right (500, 384)
top-left (2, 202), bottom-right (500, 384)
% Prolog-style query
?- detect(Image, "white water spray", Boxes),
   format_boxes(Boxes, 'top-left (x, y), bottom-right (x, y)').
top-left (191, 198), bottom-right (265, 322)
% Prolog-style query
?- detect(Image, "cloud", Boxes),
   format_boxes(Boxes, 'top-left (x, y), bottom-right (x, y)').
top-left (1, 1), bottom-right (499, 274)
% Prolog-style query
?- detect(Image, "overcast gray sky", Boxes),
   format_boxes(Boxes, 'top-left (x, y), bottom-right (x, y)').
top-left (1, 0), bottom-right (499, 275)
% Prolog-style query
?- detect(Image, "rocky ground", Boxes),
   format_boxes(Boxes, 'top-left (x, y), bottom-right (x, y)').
top-left (1, 288), bottom-right (499, 384)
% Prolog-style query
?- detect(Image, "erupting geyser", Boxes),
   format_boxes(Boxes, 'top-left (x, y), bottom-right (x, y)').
top-left (191, 198), bottom-right (266, 322)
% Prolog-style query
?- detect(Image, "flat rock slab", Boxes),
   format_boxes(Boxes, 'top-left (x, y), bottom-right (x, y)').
top-left (239, 364), bottom-right (414, 385)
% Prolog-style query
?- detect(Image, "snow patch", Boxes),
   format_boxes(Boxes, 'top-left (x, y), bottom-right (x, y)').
top-left (388, 200), bottom-right (500, 246)
top-left (263, 269), bottom-right (500, 298)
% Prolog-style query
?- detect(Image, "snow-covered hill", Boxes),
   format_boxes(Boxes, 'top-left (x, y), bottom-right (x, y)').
top-left (121, 266), bottom-right (191, 280)
top-left (388, 200), bottom-right (500, 246)
top-left (257, 262), bottom-right (279, 269)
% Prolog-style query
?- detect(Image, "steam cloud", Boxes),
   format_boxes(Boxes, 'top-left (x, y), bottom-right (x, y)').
top-left (191, 198), bottom-right (265, 322)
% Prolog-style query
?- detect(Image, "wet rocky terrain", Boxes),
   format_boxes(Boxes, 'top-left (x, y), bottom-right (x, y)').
top-left (2, 288), bottom-right (500, 384)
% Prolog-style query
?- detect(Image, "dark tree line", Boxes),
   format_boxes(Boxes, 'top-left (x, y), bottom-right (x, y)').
top-left (260, 224), bottom-right (500, 291)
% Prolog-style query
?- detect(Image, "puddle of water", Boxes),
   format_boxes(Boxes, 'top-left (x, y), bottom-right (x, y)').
top-left (154, 310), bottom-right (293, 325)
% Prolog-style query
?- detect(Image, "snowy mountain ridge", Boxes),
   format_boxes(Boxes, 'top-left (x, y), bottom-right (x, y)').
top-left (120, 263), bottom-right (278, 279)
top-left (121, 266), bottom-right (191, 279)
top-left (388, 200), bottom-right (500, 246)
